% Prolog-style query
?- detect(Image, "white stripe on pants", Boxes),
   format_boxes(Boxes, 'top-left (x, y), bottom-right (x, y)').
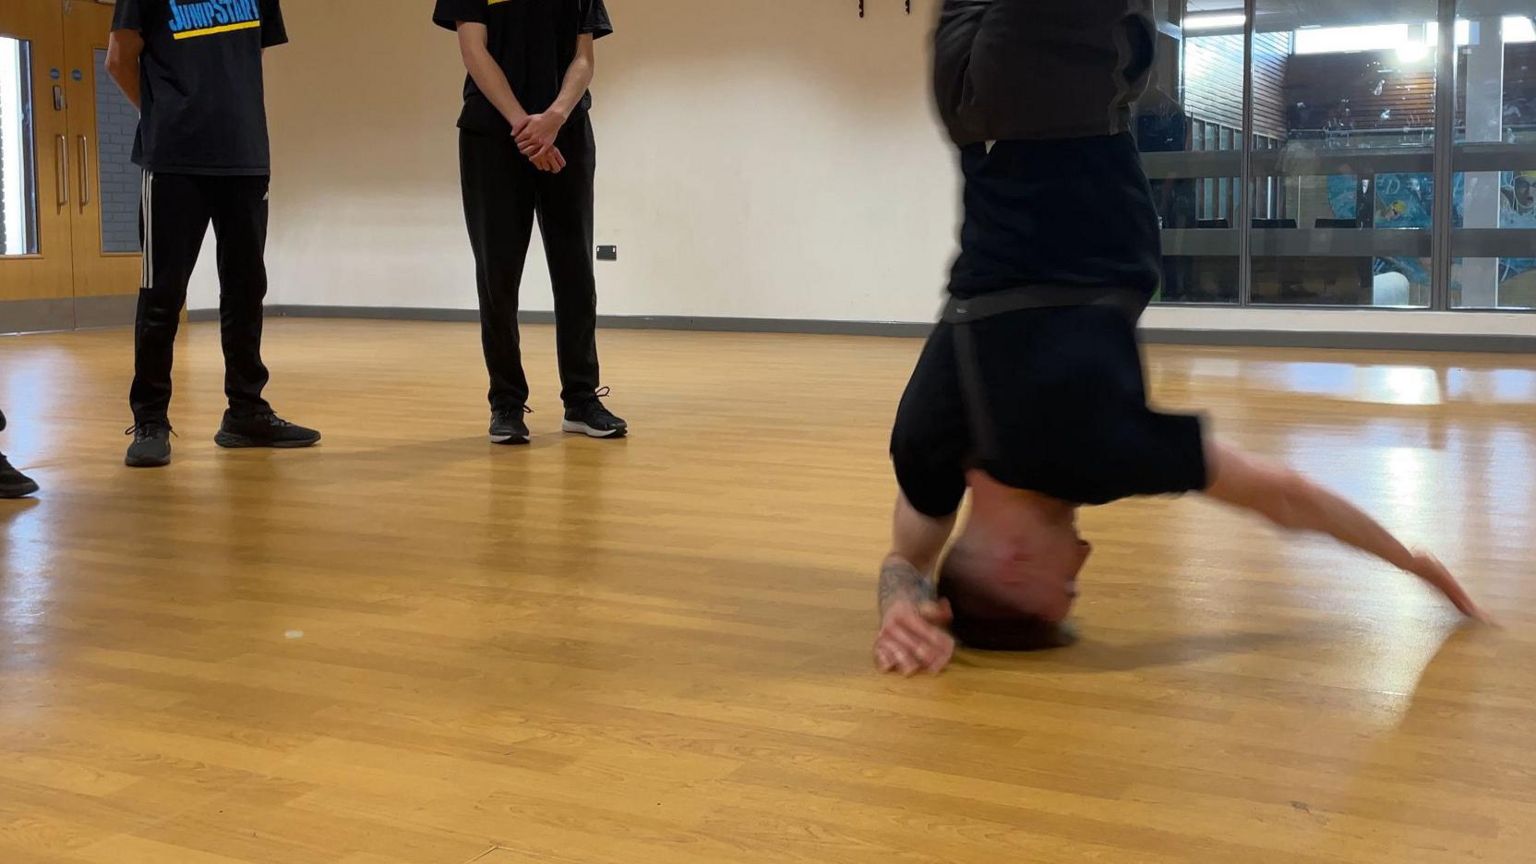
top-left (140, 170), bottom-right (154, 289)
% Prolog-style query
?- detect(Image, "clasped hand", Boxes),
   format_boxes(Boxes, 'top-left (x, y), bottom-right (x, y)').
top-left (512, 111), bottom-right (567, 173)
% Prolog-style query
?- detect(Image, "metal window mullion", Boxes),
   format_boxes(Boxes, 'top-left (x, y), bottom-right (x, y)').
top-left (1431, 0), bottom-right (1458, 310)
top-left (1238, 0), bottom-right (1257, 306)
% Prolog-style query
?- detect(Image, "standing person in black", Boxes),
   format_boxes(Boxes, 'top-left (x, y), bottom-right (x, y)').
top-left (433, 0), bottom-right (628, 445)
top-left (107, 0), bottom-right (320, 469)
top-left (0, 410), bottom-right (39, 499)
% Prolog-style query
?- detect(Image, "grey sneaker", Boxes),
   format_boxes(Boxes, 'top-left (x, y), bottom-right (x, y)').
top-left (125, 421), bottom-right (173, 468)
top-left (490, 406), bottom-right (532, 445)
top-left (214, 411), bottom-right (321, 449)
top-left (562, 389), bottom-right (628, 439)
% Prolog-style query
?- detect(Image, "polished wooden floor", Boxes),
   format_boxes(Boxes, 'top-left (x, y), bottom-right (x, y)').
top-left (0, 320), bottom-right (1533, 864)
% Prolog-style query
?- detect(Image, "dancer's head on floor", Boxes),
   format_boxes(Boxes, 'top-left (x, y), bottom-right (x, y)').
top-left (937, 470), bottom-right (1090, 650)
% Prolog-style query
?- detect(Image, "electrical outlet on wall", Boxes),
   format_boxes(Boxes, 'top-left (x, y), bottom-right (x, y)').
top-left (596, 245), bottom-right (618, 261)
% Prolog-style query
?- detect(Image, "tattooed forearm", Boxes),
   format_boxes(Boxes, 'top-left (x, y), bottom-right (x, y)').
top-left (878, 557), bottom-right (937, 617)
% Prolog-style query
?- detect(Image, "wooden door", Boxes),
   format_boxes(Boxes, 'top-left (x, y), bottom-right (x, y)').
top-left (0, 0), bottom-right (74, 315)
top-left (62, 0), bottom-right (142, 301)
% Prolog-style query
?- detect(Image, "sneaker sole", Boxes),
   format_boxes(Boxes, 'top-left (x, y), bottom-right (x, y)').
top-left (0, 479), bottom-right (39, 498)
top-left (561, 420), bottom-right (628, 439)
top-left (125, 453), bottom-right (171, 469)
top-left (214, 432), bottom-right (322, 449)
top-left (489, 432), bottom-right (530, 445)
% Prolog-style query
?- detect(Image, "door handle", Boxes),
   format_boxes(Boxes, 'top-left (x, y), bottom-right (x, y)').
top-left (78, 136), bottom-right (91, 211)
top-left (55, 135), bottom-right (69, 210)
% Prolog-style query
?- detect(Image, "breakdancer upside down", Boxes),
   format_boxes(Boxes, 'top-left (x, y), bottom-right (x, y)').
top-left (875, 0), bottom-right (1487, 675)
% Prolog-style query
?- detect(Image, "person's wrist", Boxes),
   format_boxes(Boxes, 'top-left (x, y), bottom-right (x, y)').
top-left (548, 106), bottom-right (570, 125)
top-left (879, 593), bottom-right (922, 624)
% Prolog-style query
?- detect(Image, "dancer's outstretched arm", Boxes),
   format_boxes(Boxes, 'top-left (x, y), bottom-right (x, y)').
top-left (1202, 440), bottom-right (1489, 622)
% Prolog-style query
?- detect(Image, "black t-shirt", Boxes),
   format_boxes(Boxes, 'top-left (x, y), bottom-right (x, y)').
top-left (432, 0), bottom-right (613, 136)
top-left (947, 134), bottom-right (1163, 301)
top-left (112, 0), bottom-right (287, 175)
top-left (891, 305), bottom-right (1207, 517)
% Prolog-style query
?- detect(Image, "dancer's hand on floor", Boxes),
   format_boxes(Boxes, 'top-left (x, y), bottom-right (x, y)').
top-left (875, 599), bottom-right (955, 676)
top-left (1409, 551), bottom-right (1495, 625)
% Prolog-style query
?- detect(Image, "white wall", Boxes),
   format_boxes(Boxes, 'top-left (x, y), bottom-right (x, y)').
top-left (191, 0), bottom-right (961, 323)
top-left (187, 0), bottom-right (1536, 339)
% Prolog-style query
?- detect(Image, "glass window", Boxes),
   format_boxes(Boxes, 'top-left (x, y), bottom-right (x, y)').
top-left (0, 36), bottom-right (39, 257)
top-left (1140, 0), bottom-right (1536, 312)
top-left (1450, 8), bottom-right (1536, 310)
top-left (1248, 0), bottom-right (1440, 307)
top-left (1135, 8), bottom-right (1244, 303)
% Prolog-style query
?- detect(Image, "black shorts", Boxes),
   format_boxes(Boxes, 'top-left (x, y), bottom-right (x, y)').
top-left (890, 303), bottom-right (1208, 517)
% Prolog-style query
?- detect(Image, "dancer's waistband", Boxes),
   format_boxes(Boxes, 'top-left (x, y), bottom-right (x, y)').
top-left (942, 286), bottom-right (1148, 325)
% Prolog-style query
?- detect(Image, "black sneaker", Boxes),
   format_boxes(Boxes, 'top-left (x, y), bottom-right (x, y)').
top-left (489, 406), bottom-right (532, 445)
top-left (214, 411), bottom-right (321, 449)
top-left (0, 453), bottom-right (39, 498)
top-left (125, 421), bottom-right (173, 468)
top-left (562, 389), bottom-right (628, 439)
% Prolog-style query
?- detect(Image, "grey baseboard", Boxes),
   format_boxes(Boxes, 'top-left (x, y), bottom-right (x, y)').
top-left (74, 294), bottom-right (139, 330)
top-left (178, 304), bottom-right (1536, 353)
top-left (1139, 328), bottom-right (1536, 353)
top-left (200, 305), bottom-right (934, 336)
top-left (0, 295), bottom-right (137, 334)
top-left (276, 305), bottom-right (934, 335)
top-left (257, 305), bottom-right (480, 323)
top-left (519, 311), bottom-right (935, 337)
top-left (190, 306), bottom-right (477, 324)
top-left (0, 298), bottom-right (75, 335)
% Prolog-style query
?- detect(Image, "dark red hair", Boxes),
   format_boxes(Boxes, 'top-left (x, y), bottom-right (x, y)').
top-left (936, 556), bottom-right (1079, 651)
